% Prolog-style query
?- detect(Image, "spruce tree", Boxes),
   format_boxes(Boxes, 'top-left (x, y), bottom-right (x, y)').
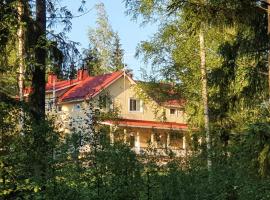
top-left (111, 32), bottom-right (125, 71)
top-left (83, 46), bottom-right (103, 76)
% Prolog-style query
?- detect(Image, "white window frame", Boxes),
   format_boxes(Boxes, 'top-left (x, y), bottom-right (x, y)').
top-left (128, 98), bottom-right (143, 112)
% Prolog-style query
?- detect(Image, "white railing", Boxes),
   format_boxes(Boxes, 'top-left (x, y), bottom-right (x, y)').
top-left (132, 147), bottom-right (188, 157)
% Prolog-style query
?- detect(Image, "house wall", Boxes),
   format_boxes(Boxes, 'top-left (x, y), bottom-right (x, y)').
top-left (51, 75), bottom-right (186, 124)
top-left (99, 75), bottom-right (186, 123)
top-left (45, 74), bottom-right (188, 156)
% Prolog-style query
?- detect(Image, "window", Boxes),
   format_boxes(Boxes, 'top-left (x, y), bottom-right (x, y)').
top-left (57, 105), bottom-right (62, 112)
top-left (170, 108), bottom-right (176, 115)
top-left (73, 104), bottom-right (81, 111)
top-left (129, 98), bottom-right (141, 112)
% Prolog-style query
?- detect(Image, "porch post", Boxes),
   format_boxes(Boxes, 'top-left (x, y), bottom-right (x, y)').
top-left (109, 125), bottom-right (114, 145)
top-left (151, 132), bottom-right (156, 148)
top-left (182, 134), bottom-right (186, 149)
top-left (123, 128), bottom-right (127, 144)
top-left (167, 133), bottom-right (170, 148)
top-left (135, 132), bottom-right (140, 154)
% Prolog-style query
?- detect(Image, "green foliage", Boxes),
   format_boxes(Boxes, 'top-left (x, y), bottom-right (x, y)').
top-left (85, 3), bottom-right (126, 74)
top-left (2, 0), bottom-right (270, 199)
top-left (83, 46), bottom-right (103, 76)
top-left (111, 32), bottom-right (125, 71)
top-left (124, 0), bottom-right (270, 199)
top-left (88, 2), bottom-right (115, 73)
top-left (0, 97), bottom-right (58, 199)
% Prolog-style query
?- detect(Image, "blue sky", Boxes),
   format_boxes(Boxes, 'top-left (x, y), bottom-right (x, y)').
top-left (57, 0), bottom-right (157, 79)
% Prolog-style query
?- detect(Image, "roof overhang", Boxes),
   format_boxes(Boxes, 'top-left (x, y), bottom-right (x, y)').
top-left (46, 82), bottom-right (81, 93)
top-left (101, 119), bottom-right (188, 131)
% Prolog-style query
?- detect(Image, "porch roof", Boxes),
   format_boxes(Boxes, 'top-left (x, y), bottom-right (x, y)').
top-left (103, 119), bottom-right (188, 130)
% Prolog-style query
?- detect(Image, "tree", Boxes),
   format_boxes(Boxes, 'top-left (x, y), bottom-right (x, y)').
top-left (124, 0), bottom-right (269, 171)
top-left (17, 0), bottom-right (26, 102)
top-left (0, 1), bottom-right (19, 96)
top-left (0, 1), bottom-right (93, 196)
top-left (86, 3), bottom-right (126, 74)
top-left (82, 45), bottom-right (102, 76)
top-left (111, 32), bottom-right (125, 70)
top-left (25, 0), bottom-right (45, 120)
top-left (125, 0), bottom-right (214, 173)
top-left (88, 3), bottom-right (114, 73)
top-left (199, 26), bottom-right (212, 172)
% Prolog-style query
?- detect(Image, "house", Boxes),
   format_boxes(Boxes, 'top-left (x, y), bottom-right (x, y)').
top-left (43, 69), bottom-right (189, 156)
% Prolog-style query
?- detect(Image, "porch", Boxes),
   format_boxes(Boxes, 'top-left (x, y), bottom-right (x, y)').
top-left (104, 119), bottom-right (188, 157)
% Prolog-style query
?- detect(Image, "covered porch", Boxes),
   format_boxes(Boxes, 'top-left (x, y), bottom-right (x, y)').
top-left (103, 119), bottom-right (188, 157)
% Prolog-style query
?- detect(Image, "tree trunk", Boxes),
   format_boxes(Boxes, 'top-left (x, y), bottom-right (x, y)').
top-left (17, 0), bottom-right (26, 133)
top-left (199, 27), bottom-right (212, 173)
top-left (30, 0), bottom-right (46, 120)
top-left (17, 0), bottom-right (25, 102)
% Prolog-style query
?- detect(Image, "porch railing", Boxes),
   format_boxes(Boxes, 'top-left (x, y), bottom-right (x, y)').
top-left (132, 147), bottom-right (188, 157)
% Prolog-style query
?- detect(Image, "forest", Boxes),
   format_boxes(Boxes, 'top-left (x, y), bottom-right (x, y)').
top-left (1, 0), bottom-right (270, 199)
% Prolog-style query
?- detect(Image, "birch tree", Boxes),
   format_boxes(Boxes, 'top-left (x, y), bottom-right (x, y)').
top-left (125, 0), bottom-right (214, 172)
top-left (17, 0), bottom-right (25, 102)
top-left (199, 27), bottom-right (212, 172)
top-left (88, 3), bottom-right (114, 72)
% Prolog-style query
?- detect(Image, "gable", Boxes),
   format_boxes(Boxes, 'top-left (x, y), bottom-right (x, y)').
top-left (59, 71), bottom-right (125, 103)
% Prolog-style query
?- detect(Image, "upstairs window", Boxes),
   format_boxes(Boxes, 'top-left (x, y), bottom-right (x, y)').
top-left (129, 98), bottom-right (141, 112)
top-left (170, 108), bottom-right (176, 115)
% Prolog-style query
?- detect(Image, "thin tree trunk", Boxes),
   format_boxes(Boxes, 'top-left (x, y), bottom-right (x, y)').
top-left (199, 26), bottom-right (212, 173)
top-left (17, 0), bottom-right (25, 134)
top-left (17, 0), bottom-right (25, 102)
top-left (30, 0), bottom-right (46, 120)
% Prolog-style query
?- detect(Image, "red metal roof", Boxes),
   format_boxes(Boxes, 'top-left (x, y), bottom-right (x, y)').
top-left (104, 119), bottom-right (188, 130)
top-left (46, 79), bottom-right (81, 91)
top-left (59, 71), bottom-right (123, 102)
top-left (162, 99), bottom-right (185, 107)
top-left (24, 70), bottom-right (184, 108)
top-left (23, 80), bottom-right (81, 97)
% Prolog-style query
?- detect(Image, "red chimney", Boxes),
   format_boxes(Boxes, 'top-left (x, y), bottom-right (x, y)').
top-left (48, 73), bottom-right (57, 84)
top-left (77, 69), bottom-right (89, 80)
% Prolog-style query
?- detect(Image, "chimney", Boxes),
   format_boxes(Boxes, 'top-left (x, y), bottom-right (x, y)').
top-left (77, 69), bottom-right (89, 80)
top-left (48, 73), bottom-right (57, 84)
